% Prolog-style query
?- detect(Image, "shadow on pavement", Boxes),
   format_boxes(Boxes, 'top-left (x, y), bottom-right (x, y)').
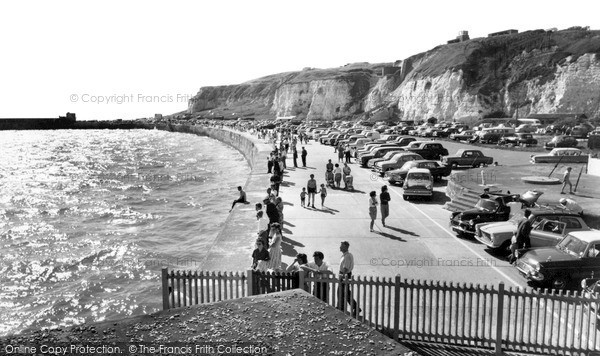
top-left (385, 225), bottom-right (419, 237)
top-left (374, 230), bottom-right (406, 242)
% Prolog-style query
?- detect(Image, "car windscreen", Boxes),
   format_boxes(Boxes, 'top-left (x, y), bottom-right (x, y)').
top-left (407, 173), bottom-right (430, 181)
top-left (557, 235), bottom-right (588, 257)
top-left (475, 199), bottom-right (498, 212)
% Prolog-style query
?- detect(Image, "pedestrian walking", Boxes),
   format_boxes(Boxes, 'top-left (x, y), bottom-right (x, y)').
top-left (301, 147), bottom-right (307, 167)
top-left (267, 153), bottom-right (273, 174)
top-left (380, 185), bottom-right (391, 227)
top-left (509, 209), bottom-right (534, 263)
top-left (560, 167), bottom-right (573, 194)
top-left (342, 163), bottom-right (351, 189)
top-left (333, 163), bottom-right (342, 188)
top-left (337, 144), bottom-right (344, 162)
top-left (344, 145), bottom-right (352, 163)
top-left (369, 191), bottom-right (378, 232)
top-left (337, 241), bottom-right (360, 315)
top-left (300, 188), bottom-right (307, 208)
top-left (318, 184), bottom-right (327, 208)
top-left (307, 174), bottom-right (317, 208)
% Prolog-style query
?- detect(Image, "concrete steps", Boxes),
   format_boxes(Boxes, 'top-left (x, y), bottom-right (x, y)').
top-left (443, 189), bottom-right (481, 213)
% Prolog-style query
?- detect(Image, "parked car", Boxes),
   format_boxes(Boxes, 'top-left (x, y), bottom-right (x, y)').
top-left (367, 149), bottom-right (406, 168)
top-left (499, 133), bottom-right (538, 146)
top-left (358, 145), bottom-right (401, 167)
top-left (393, 137), bottom-right (417, 146)
top-left (544, 135), bottom-right (578, 150)
top-left (402, 168), bottom-right (434, 200)
top-left (403, 141), bottom-right (449, 160)
top-left (373, 153), bottom-right (423, 176)
top-left (398, 126), bottom-right (415, 135)
top-left (530, 148), bottom-right (589, 164)
top-left (386, 160), bottom-right (451, 185)
top-left (477, 127), bottom-right (516, 144)
top-left (515, 230), bottom-right (600, 290)
top-left (434, 127), bottom-right (459, 138)
top-left (450, 130), bottom-right (477, 141)
top-left (450, 193), bottom-right (520, 237)
top-left (441, 149), bottom-right (494, 168)
top-left (474, 209), bottom-right (590, 253)
top-left (571, 125), bottom-right (593, 139)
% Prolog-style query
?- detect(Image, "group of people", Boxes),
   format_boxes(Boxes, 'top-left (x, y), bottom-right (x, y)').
top-left (334, 142), bottom-right (355, 164)
top-left (286, 241), bottom-right (361, 314)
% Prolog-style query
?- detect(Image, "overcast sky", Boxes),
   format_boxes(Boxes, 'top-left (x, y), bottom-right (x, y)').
top-left (1, 0), bottom-right (598, 120)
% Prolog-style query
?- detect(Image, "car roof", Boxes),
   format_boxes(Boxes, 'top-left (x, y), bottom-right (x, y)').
top-left (530, 207), bottom-right (583, 217)
top-left (567, 230), bottom-right (600, 243)
top-left (407, 168), bottom-right (431, 174)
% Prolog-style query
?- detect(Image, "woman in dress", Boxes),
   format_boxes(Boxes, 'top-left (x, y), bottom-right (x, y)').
top-left (342, 163), bottom-right (351, 189)
top-left (369, 191), bottom-right (378, 232)
top-left (266, 223), bottom-right (283, 271)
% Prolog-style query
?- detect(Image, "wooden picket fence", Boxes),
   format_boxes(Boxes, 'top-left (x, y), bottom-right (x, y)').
top-left (161, 268), bottom-right (600, 355)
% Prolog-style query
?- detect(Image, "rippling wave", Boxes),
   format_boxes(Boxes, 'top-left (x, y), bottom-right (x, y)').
top-left (0, 129), bottom-right (249, 336)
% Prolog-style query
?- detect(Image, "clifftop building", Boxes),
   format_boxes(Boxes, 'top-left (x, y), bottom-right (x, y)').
top-left (447, 30), bottom-right (470, 44)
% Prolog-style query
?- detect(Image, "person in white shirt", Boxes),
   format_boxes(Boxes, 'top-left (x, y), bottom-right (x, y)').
top-left (338, 241), bottom-right (360, 314)
top-left (559, 198), bottom-right (583, 216)
top-left (302, 251), bottom-right (333, 302)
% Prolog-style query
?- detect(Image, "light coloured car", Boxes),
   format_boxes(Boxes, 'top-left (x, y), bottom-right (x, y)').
top-left (403, 168), bottom-right (433, 200)
top-left (374, 152), bottom-right (423, 176)
top-left (474, 209), bottom-right (590, 253)
top-left (530, 148), bottom-right (588, 164)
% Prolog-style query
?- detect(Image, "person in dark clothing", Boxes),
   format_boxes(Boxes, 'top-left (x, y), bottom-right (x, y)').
top-left (379, 185), bottom-right (391, 227)
top-left (293, 149), bottom-right (298, 168)
top-left (267, 154), bottom-right (274, 174)
top-left (509, 209), bottom-right (534, 263)
top-left (251, 239), bottom-right (270, 270)
top-left (301, 147), bottom-right (307, 167)
top-left (264, 198), bottom-right (280, 230)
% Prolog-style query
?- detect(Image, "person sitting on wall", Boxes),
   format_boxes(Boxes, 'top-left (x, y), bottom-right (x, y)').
top-left (230, 186), bottom-right (248, 212)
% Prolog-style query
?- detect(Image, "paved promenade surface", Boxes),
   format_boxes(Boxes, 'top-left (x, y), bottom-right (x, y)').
top-left (205, 130), bottom-right (600, 290)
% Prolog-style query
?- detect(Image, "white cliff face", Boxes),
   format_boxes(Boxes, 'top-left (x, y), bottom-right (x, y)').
top-left (513, 53), bottom-right (600, 116)
top-left (272, 79), bottom-right (365, 120)
top-left (388, 70), bottom-right (484, 121)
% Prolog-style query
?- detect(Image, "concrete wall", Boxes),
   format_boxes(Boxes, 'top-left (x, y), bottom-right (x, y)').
top-left (588, 157), bottom-right (600, 177)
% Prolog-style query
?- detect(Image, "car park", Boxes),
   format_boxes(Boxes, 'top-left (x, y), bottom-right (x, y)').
top-left (477, 127), bottom-right (516, 144)
top-left (433, 127), bottom-right (459, 138)
top-left (398, 126), bottom-right (415, 135)
top-left (474, 209), bottom-right (590, 253)
top-left (530, 148), bottom-right (589, 164)
top-left (403, 168), bottom-right (434, 200)
top-left (374, 152), bottom-right (423, 176)
top-left (450, 193), bottom-right (519, 237)
top-left (386, 160), bottom-right (451, 185)
top-left (393, 137), bottom-right (417, 146)
top-left (515, 230), bottom-right (600, 290)
top-left (544, 135), bottom-right (578, 149)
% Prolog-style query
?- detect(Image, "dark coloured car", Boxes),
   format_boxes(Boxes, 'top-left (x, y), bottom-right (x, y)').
top-left (441, 149), bottom-right (493, 168)
top-left (499, 133), bottom-right (538, 146)
top-left (403, 141), bottom-right (449, 160)
top-left (358, 145), bottom-right (401, 167)
top-left (386, 160), bottom-right (451, 185)
top-left (398, 126), bottom-right (415, 135)
top-left (450, 193), bottom-right (520, 237)
top-left (434, 127), bottom-right (459, 138)
top-left (450, 130), bottom-right (477, 141)
top-left (515, 231), bottom-right (600, 290)
top-left (544, 135), bottom-right (578, 150)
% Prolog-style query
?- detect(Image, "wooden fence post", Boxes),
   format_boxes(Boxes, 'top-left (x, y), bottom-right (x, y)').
top-left (495, 282), bottom-right (505, 356)
top-left (161, 268), bottom-right (170, 310)
top-left (394, 274), bottom-right (401, 341)
top-left (298, 270), bottom-right (306, 292)
top-left (247, 269), bottom-right (255, 296)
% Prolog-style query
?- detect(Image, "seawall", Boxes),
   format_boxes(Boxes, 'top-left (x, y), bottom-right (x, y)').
top-left (164, 124), bottom-right (273, 271)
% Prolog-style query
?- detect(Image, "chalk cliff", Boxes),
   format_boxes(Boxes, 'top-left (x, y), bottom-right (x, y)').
top-left (187, 28), bottom-right (600, 122)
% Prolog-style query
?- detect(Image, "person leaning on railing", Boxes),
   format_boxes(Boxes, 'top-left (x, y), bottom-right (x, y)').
top-left (301, 251), bottom-right (334, 303)
top-left (287, 253), bottom-right (309, 290)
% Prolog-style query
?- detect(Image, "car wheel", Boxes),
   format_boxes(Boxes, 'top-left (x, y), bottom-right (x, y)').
top-left (403, 195), bottom-right (408, 201)
top-left (552, 277), bottom-right (569, 290)
top-left (451, 162), bottom-right (458, 169)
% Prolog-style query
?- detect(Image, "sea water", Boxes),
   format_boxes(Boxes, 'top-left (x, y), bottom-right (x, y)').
top-left (0, 129), bottom-right (249, 336)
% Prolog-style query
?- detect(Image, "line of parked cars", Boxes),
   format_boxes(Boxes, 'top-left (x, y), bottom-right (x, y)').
top-left (448, 188), bottom-right (599, 291)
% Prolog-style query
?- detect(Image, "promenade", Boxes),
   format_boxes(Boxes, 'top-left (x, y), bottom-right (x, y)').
top-left (201, 128), bottom-right (600, 289)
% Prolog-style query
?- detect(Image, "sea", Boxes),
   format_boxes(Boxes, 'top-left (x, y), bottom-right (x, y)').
top-left (0, 129), bottom-right (250, 336)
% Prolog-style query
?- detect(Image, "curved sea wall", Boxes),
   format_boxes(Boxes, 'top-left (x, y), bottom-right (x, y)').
top-left (164, 124), bottom-right (272, 271)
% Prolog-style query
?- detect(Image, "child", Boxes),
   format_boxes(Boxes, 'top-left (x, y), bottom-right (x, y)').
top-left (318, 184), bottom-right (327, 208)
top-left (300, 187), bottom-right (307, 208)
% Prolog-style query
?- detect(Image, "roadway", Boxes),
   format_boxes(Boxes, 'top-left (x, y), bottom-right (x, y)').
top-left (278, 138), bottom-right (540, 289)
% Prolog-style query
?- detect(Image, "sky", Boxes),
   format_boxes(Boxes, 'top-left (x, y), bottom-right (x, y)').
top-left (0, 0), bottom-right (598, 120)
